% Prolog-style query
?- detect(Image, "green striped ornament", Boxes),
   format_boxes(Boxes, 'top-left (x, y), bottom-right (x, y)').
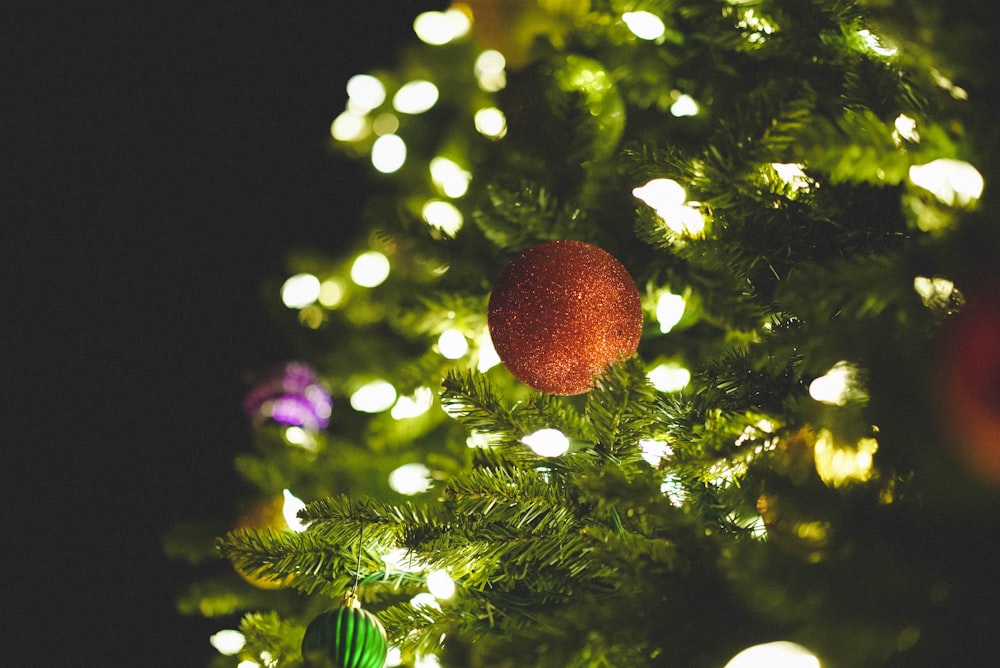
top-left (301, 604), bottom-right (388, 668)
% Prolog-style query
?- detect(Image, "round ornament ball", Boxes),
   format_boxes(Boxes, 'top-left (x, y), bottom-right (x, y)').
top-left (940, 287), bottom-right (1000, 484)
top-left (301, 600), bottom-right (388, 668)
top-left (487, 240), bottom-right (643, 395)
top-left (231, 497), bottom-right (293, 589)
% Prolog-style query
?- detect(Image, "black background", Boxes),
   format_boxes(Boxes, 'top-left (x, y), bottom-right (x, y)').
top-left (10, 1), bottom-right (443, 664)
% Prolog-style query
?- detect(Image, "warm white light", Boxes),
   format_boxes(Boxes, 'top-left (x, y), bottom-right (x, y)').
top-left (893, 114), bottom-right (919, 143)
top-left (647, 362), bottom-right (691, 392)
top-left (371, 134), bottom-right (407, 173)
top-left (282, 489), bottom-right (308, 532)
top-left (476, 331), bottom-right (501, 372)
top-left (318, 279), bottom-right (346, 308)
top-left (429, 157), bottom-right (472, 197)
top-left (393, 80), bottom-right (439, 114)
top-left (814, 429), bottom-right (878, 488)
top-left (664, 204), bottom-right (706, 236)
top-left (350, 251), bottom-right (391, 287)
top-left (522, 428), bottom-right (570, 457)
top-left (410, 592), bottom-right (442, 612)
top-left (475, 49), bottom-right (507, 92)
top-left (422, 200), bottom-right (464, 236)
top-left (426, 568), bottom-right (456, 599)
top-left (414, 653), bottom-right (443, 668)
top-left (466, 430), bottom-right (494, 449)
top-left (437, 328), bottom-right (469, 359)
top-left (281, 273), bottom-right (321, 309)
top-left (350, 379), bottom-right (397, 413)
top-left (382, 548), bottom-right (425, 573)
top-left (639, 439), bottom-right (673, 466)
top-left (331, 110), bottom-right (369, 142)
top-left (914, 275), bottom-right (961, 310)
top-left (474, 107), bottom-right (507, 138)
top-left (670, 93), bottom-right (699, 117)
top-left (210, 629), bottom-right (246, 656)
top-left (857, 28), bottom-right (896, 57)
top-left (633, 178), bottom-right (686, 210)
top-left (809, 361), bottom-right (859, 406)
top-left (346, 74), bottom-right (386, 112)
top-left (661, 474), bottom-right (686, 505)
top-left (724, 641), bottom-right (821, 668)
top-left (656, 292), bottom-right (686, 333)
top-left (283, 425), bottom-right (315, 450)
top-left (909, 159), bottom-right (984, 207)
top-left (413, 9), bottom-right (471, 45)
top-left (385, 646), bottom-right (404, 668)
top-left (622, 11), bottom-right (666, 40)
top-left (391, 386), bottom-right (435, 420)
top-left (389, 462), bottom-right (434, 495)
top-left (237, 661), bottom-right (260, 668)
top-left (771, 163), bottom-right (812, 191)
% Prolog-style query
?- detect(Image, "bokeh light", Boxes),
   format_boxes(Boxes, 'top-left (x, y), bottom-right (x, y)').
top-left (670, 93), bottom-right (699, 117)
top-left (474, 107), bottom-right (507, 138)
top-left (390, 386), bottom-right (435, 420)
top-left (371, 134), bottom-right (407, 173)
top-left (522, 428), bottom-right (570, 457)
top-left (331, 110), bottom-right (369, 142)
top-left (350, 379), bottom-right (397, 413)
top-left (346, 74), bottom-right (386, 112)
top-left (389, 462), bottom-right (434, 495)
top-left (656, 292), bottom-right (686, 333)
top-left (413, 8), bottom-right (471, 45)
top-left (909, 158), bottom-right (983, 207)
top-left (281, 489), bottom-right (308, 532)
top-left (393, 80), bottom-right (439, 114)
top-left (210, 629), bottom-right (246, 656)
top-left (426, 568), bottom-right (456, 599)
top-left (647, 362), bottom-right (691, 392)
top-left (724, 641), bottom-right (821, 668)
top-left (429, 156), bottom-right (471, 197)
top-left (350, 250), bottom-right (391, 287)
top-left (422, 200), bottom-right (464, 236)
top-left (622, 11), bottom-right (666, 40)
top-left (437, 328), bottom-right (469, 359)
top-left (281, 273), bottom-right (321, 309)
top-left (475, 49), bottom-right (507, 91)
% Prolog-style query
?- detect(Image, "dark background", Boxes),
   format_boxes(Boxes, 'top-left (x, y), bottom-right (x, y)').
top-left (10, 2), bottom-right (443, 664)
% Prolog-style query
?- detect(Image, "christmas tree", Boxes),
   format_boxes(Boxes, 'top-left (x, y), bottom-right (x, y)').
top-left (166, 1), bottom-right (1000, 666)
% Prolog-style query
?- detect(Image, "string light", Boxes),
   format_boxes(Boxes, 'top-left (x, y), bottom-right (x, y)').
top-left (413, 8), bottom-right (471, 45)
top-left (280, 273), bottom-right (321, 309)
top-left (437, 328), bottom-right (469, 359)
top-left (331, 110), bottom-right (369, 142)
top-left (474, 107), bottom-right (507, 138)
top-left (770, 162), bottom-right (813, 192)
top-left (389, 462), bottom-right (434, 495)
top-left (426, 569), bottom-right (456, 600)
top-left (281, 489), bottom-right (308, 532)
top-left (429, 156), bottom-right (471, 197)
top-left (346, 74), bottom-right (386, 112)
top-left (391, 386), bottom-right (435, 420)
top-left (350, 251), bottom-right (391, 287)
top-left (893, 114), bottom-right (919, 143)
top-left (632, 178), bottom-right (705, 236)
top-left (656, 291), bottom-right (686, 333)
top-left (474, 50), bottom-right (507, 92)
top-left (475, 331), bottom-right (501, 372)
top-left (647, 362), bottom-right (691, 392)
top-left (371, 134), bottom-right (407, 173)
top-left (814, 429), bottom-right (878, 487)
top-left (522, 428), bottom-right (570, 457)
top-left (808, 361), bottom-right (863, 406)
top-left (622, 11), bottom-right (666, 40)
top-left (318, 278), bottom-right (346, 308)
top-left (350, 379), bottom-right (397, 413)
top-left (422, 200), bottom-right (464, 236)
top-left (638, 438), bottom-right (673, 466)
top-left (210, 630), bottom-right (246, 656)
top-left (857, 28), bottom-right (896, 57)
top-left (410, 592), bottom-right (442, 612)
top-left (908, 158), bottom-right (983, 207)
top-left (393, 80), bottom-right (439, 114)
top-left (724, 641), bottom-right (821, 668)
top-left (670, 93), bottom-right (699, 117)
top-left (385, 646), bottom-right (403, 667)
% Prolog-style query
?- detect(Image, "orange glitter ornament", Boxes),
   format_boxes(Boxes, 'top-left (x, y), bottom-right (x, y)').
top-left (487, 240), bottom-right (643, 395)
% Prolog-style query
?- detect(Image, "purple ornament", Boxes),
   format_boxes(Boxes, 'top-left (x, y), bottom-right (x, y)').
top-left (244, 362), bottom-right (333, 431)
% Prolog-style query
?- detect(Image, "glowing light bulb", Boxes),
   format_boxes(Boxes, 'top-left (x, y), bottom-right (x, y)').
top-left (429, 157), bottom-right (471, 197)
top-left (670, 93), bottom-right (699, 117)
top-left (281, 489), bottom-right (308, 532)
top-left (476, 331), bottom-right (501, 372)
top-left (350, 379), bottom-right (397, 413)
top-left (466, 430), bottom-right (493, 448)
top-left (331, 110), bottom-right (369, 142)
top-left (656, 292), bottom-right (686, 333)
top-left (426, 568), bottom-right (456, 599)
top-left (318, 278), bottom-right (346, 308)
top-left (633, 178), bottom-right (686, 210)
top-left (346, 74), bottom-right (386, 112)
top-left (350, 251), bottom-right (390, 287)
top-left (660, 474), bottom-right (686, 505)
top-left (474, 107), bottom-right (507, 138)
top-left (385, 646), bottom-right (403, 667)
top-left (771, 162), bottom-right (812, 191)
top-left (382, 548), bottom-right (425, 573)
top-left (371, 134), bottom-right (407, 173)
top-left (857, 28), bottom-right (896, 57)
top-left (639, 438), bottom-right (673, 466)
top-left (814, 429), bottom-right (878, 488)
top-left (393, 80), bottom-right (439, 114)
top-left (522, 428), bottom-right (570, 457)
top-left (647, 362), bottom-right (691, 392)
top-left (475, 49), bottom-right (507, 92)
top-left (281, 273), bottom-right (321, 309)
top-left (808, 361), bottom-right (860, 406)
top-left (210, 630), bottom-right (246, 656)
top-left (237, 661), bottom-right (260, 668)
top-left (724, 641), bottom-right (821, 668)
top-left (914, 275), bottom-right (962, 312)
top-left (413, 9), bottom-right (470, 45)
top-left (908, 159), bottom-right (983, 207)
top-left (410, 592), bottom-right (441, 612)
top-left (391, 386), bottom-right (434, 420)
top-left (622, 11), bottom-right (666, 40)
top-left (437, 328), bottom-right (469, 359)
top-left (389, 462), bottom-right (433, 495)
top-left (893, 114), bottom-right (919, 143)
top-left (414, 653), bottom-right (443, 668)
top-left (665, 204), bottom-right (706, 236)
top-left (422, 200), bottom-right (464, 236)
top-left (283, 425), bottom-right (314, 450)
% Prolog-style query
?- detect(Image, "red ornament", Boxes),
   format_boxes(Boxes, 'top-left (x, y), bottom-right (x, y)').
top-left (487, 240), bottom-right (643, 395)
top-left (941, 287), bottom-right (1000, 483)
